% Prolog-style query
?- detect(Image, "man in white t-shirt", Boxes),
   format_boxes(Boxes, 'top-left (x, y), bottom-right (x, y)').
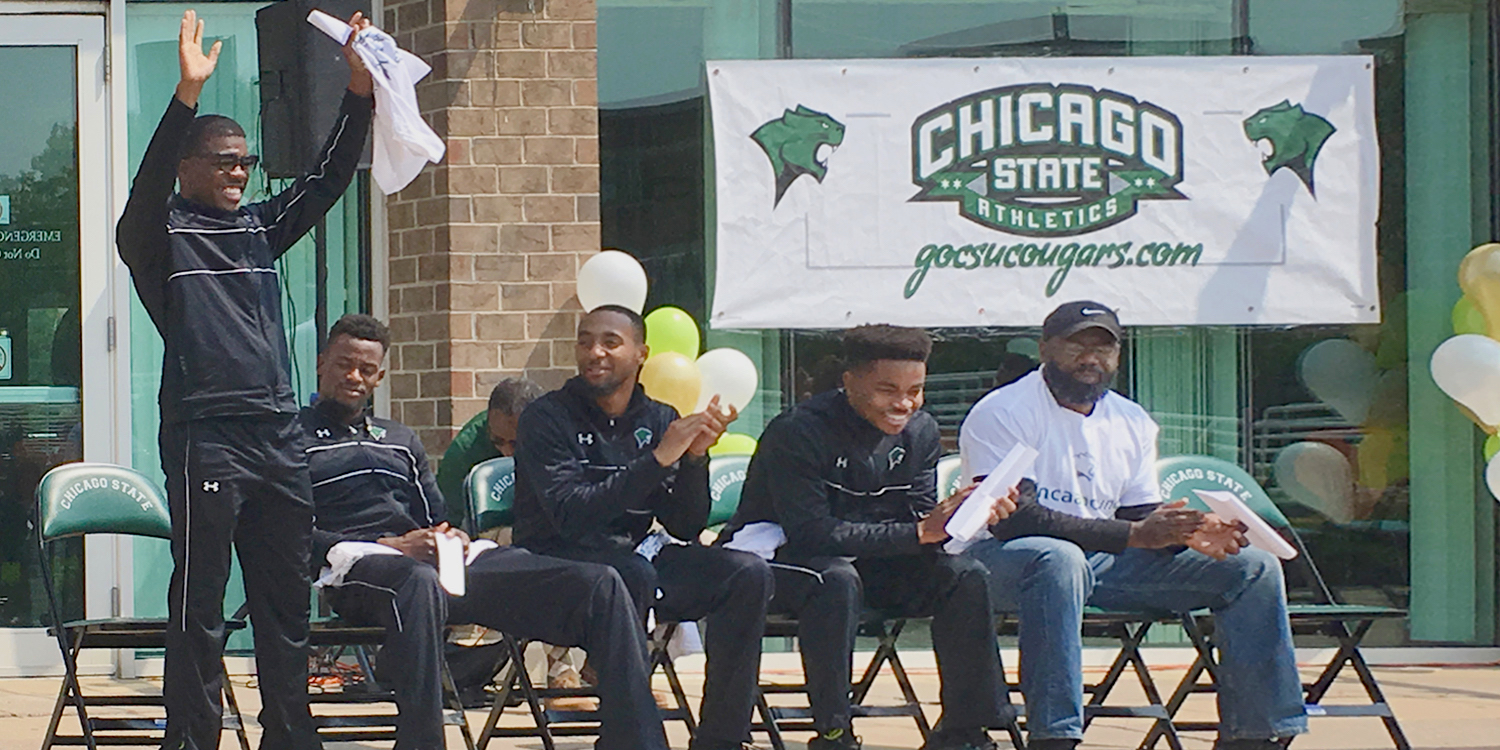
top-left (960, 301), bottom-right (1306, 750)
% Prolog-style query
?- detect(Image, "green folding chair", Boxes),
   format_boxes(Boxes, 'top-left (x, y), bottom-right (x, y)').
top-left (708, 454), bottom-right (751, 527)
top-left (34, 462), bottom-right (249, 750)
top-left (1150, 454), bottom-right (1410, 750)
top-left (937, 453), bottom-right (965, 500)
top-left (462, 457), bottom-right (697, 750)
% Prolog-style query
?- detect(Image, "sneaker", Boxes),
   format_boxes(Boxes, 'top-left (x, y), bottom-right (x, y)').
top-left (919, 728), bottom-right (997, 750)
top-left (1212, 741), bottom-right (1284, 750)
top-left (808, 727), bottom-right (862, 750)
top-left (1028, 740), bottom-right (1080, 750)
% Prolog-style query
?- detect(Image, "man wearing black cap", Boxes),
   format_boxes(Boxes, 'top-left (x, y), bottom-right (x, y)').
top-left (959, 301), bottom-right (1306, 750)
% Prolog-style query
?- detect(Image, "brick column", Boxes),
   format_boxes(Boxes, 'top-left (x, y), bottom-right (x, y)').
top-left (383, 0), bottom-right (600, 456)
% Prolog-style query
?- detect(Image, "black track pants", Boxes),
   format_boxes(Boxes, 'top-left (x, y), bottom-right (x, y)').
top-left (329, 547), bottom-right (669, 750)
top-left (771, 553), bottom-right (1015, 734)
top-left (553, 544), bottom-right (773, 750)
top-left (159, 416), bottom-right (318, 750)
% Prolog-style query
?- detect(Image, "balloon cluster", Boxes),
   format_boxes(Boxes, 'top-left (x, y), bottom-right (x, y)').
top-left (576, 250), bottom-right (761, 457)
top-left (1430, 243), bottom-right (1500, 501)
top-left (1281, 334), bottom-right (1407, 525)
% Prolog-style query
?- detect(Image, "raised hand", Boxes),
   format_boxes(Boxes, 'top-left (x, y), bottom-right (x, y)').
top-left (688, 396), bottom-right (739, 457)
top-left (342, 11), bottom-right (375, 97)
top-left (175, 10), bottom-right (221, 107)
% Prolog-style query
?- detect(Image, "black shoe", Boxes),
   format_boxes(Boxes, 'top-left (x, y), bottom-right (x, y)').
top-left (808, 727), bottom-right (862, 750)
top-left (1213, 741), bottom-right (1283, 750)
top-left (919, 728), bottom-right (997, 750)
top-left (1029, 740), bottom-right (1080, 750)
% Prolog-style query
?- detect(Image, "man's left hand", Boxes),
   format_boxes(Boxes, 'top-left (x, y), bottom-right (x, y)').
top-left (1187, 513), bottom-right (1249, 560)
top-left (342, 12), bottom-right (374, 97)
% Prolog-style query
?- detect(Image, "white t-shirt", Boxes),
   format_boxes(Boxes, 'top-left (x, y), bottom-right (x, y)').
top-left (959, 369), bottom-right (1160, 520)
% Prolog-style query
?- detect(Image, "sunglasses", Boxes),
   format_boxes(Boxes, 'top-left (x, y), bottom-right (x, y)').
top-left (193, 153), bottom-right (260, 172)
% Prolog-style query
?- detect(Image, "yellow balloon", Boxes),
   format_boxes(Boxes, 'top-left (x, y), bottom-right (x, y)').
top-left (639, 352), bottom-right (701, 416)
top-left (1458, 243), bottom-right (1500, 339)
top-left (709, 433), bottom-right (758, 457)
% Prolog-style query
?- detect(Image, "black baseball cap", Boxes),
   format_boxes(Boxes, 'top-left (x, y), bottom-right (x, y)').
top-left (1042, 300), bottom-right (1124, 341)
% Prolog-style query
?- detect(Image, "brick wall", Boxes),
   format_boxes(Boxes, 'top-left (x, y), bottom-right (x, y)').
top-left (382, 0), bottom-right (600, 456)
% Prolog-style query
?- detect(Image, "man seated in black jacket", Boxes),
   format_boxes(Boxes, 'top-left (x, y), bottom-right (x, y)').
top-left (513, 305), bottom-right (773, 750)
top-left (304, 314), bottom-right (667, 750)
top-left (718, 325), bottom-right (1018, 750)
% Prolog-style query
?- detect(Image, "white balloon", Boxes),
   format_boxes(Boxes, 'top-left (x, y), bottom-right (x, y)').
top-left (1430, 334), bottom-right (1500, 427)
top-left (694, 348), bottom-right (759, 413)
top-left (1273, 441), bottom-right (1355, 524)
top-left (1487, 453), bottom-right (1500, 502)
top-left (576, 250), bottom-right (648, 313)
top-left (1298, 339), bottom-right (1376, 424)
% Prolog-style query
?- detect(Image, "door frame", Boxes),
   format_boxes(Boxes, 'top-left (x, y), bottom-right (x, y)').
top-left (0, 10), bottom-right (122, 677)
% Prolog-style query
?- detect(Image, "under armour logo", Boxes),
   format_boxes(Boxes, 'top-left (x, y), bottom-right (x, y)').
top-left (202, 481), bottom-right (220, 493)
top-left (316, 428), bottom-right (332, 438)
top-left (836, 457), bottom-right (848, 469)
top-left (578, 433), bottom-right (594, 445)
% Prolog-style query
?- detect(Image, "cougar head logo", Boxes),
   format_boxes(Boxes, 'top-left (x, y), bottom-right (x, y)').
top-left (1243, 101), bottom-right (1335, 197)
top-left (751, 105), bottom-right (846, 206)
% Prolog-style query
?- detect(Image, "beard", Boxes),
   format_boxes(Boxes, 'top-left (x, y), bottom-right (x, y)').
top-left (1042, 361), bottom-right (1115, 406)
top-left (580, 370), bottom-right (632, 399)
top-left (315, 392), bottom-right (365, 424)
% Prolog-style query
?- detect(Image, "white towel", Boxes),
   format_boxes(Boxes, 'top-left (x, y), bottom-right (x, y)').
top-left (316, 538), bottom-right (500, 588)
top-left (720, 521), bottom-right (786, 560)
top-left (307, 10), bottom-right (445, 194)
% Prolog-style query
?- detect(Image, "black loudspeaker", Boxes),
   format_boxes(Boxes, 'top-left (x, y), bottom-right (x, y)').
top-left (256, 0), bottom-right (372, 179)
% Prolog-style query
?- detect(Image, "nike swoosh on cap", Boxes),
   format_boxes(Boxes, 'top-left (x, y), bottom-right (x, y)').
top-left (1080, 308), bottom-right (1108, 315)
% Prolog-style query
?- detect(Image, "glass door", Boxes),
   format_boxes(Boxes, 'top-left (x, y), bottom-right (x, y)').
top-left (0, 14), bottom-right (115, 672)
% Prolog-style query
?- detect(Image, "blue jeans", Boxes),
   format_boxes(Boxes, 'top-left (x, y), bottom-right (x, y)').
top-left (965, 536), bottom-right (1308, 742)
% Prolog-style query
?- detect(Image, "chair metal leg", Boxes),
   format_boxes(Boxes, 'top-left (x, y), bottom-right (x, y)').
top-left (221, 660), bottom-right (252, 750)
top-left (1141, 615), bottom-right (1217, 750)
top-left (40, 631), bottom-right (78, 750)
top-left (476, 637), bottom-right (522, 750)
top-left (55, 629), bottom-right (98, 750)
top-left (653, 626), bottom-right (699, 737)
top-left (510, 636), bottom-right (557, 750)
top-left (440, 654), bottom-right (478, 750)
top-left (1297, 619), bottom-right (1410, 750)
top-left (754, 687), bottom-right (787, 750)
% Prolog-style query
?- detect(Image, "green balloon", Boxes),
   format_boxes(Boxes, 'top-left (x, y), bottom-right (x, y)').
top-left (1486, 434), bottom-right (1500, 462)
top-left (1454, 296), bottom-right (1488, 335)
top-left (710, 433), bottom-right (758, 457)
top-left (644, 306), bottom-right (701, 359)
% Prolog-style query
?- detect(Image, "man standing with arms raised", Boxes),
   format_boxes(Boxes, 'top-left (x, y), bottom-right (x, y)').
top-left (513, 305), bottom-right (773, 750)
top-left (116, 10), bottom-right (373, 750)
top-left (961, 301), bottom-right (1305, 750)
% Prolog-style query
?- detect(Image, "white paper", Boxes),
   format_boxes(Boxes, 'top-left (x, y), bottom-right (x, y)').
top-left (945, 443), bottom-right (1039, 546)
top-left (436, 533), bottom-right (466, 596)
top-left (1191, 489), bottom-right (1299, 560)
top-left (307, 9), bottom-right (353, 44)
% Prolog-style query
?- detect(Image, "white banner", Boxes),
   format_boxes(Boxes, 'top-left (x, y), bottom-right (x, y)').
top-left (707, 57), bottom-right (1379, 329)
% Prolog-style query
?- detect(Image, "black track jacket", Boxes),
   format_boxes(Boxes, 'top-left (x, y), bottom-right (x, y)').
top-left (512, 377), bottom-right (710, 555)
top-left (722, 389), bottom-right (940, 560)
top-left (117, 92), bottom-right (371, 425)
top-left (299, 402), bottom-right (445, 567)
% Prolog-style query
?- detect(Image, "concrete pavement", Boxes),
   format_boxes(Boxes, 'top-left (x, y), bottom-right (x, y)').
top-left (4, 653), bottom-right (1497, 750)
